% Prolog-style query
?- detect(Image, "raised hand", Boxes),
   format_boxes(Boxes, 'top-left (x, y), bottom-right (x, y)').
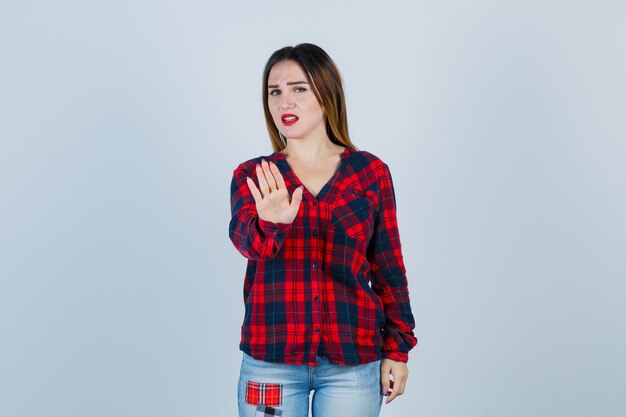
top-left (246, 159), bottom-right (304, 225)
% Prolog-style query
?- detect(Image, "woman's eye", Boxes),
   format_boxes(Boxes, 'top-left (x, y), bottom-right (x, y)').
top-left (295, 87), bottom-right (307, 93)
top-left (270, 90), bottom-right (280, 96)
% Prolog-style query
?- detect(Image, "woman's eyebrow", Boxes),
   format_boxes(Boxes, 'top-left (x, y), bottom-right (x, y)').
top-left (268, 81), bottom-right (309, 88)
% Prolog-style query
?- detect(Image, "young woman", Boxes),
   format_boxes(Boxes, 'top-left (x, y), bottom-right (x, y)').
top-left (228, 43), bottom-right (417, 417)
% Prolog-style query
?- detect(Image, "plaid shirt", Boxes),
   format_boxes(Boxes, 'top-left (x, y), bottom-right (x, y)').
top-left (228, 147), bottom-right (417, 366)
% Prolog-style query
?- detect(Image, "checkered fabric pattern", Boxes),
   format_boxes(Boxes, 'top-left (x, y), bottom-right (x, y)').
top-left (229, 147), bottom-right (417, 366)
top-left (246, 380), bottom-right (283, 407)
top-left (255, 404), bottom-right (282, 417)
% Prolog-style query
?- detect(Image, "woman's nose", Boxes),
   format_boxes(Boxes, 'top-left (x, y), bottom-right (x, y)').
top-left (280, 97), bottom-right (295, 110)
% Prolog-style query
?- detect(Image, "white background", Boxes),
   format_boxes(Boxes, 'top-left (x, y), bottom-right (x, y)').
top-left (1, 1), bottom-right (625, 416)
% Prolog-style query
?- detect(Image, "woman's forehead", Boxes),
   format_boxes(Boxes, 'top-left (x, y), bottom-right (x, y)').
top-left (268, 60), bottom-right (307, 84)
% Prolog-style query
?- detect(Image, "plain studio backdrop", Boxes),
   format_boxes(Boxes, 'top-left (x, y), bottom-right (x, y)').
top-left (1, 1), bottom-right (624, 416)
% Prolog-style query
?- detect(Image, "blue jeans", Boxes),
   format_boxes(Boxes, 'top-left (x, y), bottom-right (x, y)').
top-left (237, 352), bottom-right (383, 417)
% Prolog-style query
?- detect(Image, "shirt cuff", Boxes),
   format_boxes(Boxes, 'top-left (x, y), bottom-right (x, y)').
top-left (382, 351), bottom-right (409, 363)
top-left (257, 217), bottom-right (293, 234)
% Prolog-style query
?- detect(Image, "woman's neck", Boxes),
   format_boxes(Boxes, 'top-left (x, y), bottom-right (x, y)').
top-left (280, 137), bottom-right (343, 162)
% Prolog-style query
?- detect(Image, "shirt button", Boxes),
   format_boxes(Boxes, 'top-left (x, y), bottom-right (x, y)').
top-left (312, 229), bottom-right (318, 236)
top-left (312, 200), bottom-right (317, 206)
top-left (312, 263), bottom-right (317, 269)
top-left (314, 295), bottom-right (319, 301)
top-left (314, 327), bottom-right (320, 333)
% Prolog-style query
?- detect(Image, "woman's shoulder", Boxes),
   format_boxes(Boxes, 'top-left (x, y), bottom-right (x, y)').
top-left (347, 148), bottom-right (389, 173)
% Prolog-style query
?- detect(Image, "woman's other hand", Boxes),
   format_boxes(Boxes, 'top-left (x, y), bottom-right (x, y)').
top-left (246, 159), bottom-right (303, 224)
top-left (381, 358), bottom-right (409, 404)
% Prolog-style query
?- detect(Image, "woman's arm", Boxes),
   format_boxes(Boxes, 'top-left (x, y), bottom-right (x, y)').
top-left (228, 163), bottom-right (294, 260)
top-left (366, 163), bottom-right (418, 362)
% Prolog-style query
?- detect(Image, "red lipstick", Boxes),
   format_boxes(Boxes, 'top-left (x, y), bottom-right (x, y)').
top-left (281, 113), bottom-right (299, 126)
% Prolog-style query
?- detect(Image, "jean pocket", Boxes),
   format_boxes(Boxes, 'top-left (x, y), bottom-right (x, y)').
top-left (331, 187), bottom-right (376, 241)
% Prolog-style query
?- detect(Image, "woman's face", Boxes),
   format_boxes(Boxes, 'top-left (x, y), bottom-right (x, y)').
top-left (267, 60), bottom-right (326, 142)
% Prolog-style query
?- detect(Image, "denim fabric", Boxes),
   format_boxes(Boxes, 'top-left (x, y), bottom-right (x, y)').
top-left (238, 352), bottom-right (383, 417)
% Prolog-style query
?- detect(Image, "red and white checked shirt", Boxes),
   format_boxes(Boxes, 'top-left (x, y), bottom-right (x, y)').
top-left (228, 146), bottom-right (417, 366)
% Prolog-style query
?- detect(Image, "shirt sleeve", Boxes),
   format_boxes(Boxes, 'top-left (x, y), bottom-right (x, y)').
top-left (228, 165), bottom-right (294, 260)
top-left (366, 163), bottom-right (418, 362)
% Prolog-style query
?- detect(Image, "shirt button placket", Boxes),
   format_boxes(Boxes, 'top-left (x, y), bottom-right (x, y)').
top-left (310, 198), bottom-right (322, 365)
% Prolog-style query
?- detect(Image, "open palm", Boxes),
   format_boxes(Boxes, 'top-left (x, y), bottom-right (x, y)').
top-left (246, 159), bottom-right (303, 224)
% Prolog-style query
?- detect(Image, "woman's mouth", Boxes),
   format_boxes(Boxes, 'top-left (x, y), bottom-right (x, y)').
top-left (281, 114), bottom-right (299, 126)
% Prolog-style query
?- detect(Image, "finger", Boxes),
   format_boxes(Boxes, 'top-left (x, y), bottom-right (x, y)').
top-left (394, 378), bottom-right (407, 396)
top-left (384, 375), bottom-right (398, 403)
top-left (386, 386), bottom-right (407, 403)
top-left (268, 161), bottom-right (286, 190)
top-left (246, 176), bottom-right (261, 205)
top-left (261, 159), bottom-right (277, 192)
top-left (386, 387), bottom-right (400, 404)
top-left (385, 368), bottom-right (407, 404)
top-left (255, 163), bottom-right (270, 197)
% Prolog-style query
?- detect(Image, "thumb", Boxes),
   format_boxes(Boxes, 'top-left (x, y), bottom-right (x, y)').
top-left (290, 185), bottom-right (304, 207)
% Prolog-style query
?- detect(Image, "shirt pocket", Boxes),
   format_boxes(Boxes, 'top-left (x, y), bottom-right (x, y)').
top-left (330, 186), bottom-right (377, 241)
